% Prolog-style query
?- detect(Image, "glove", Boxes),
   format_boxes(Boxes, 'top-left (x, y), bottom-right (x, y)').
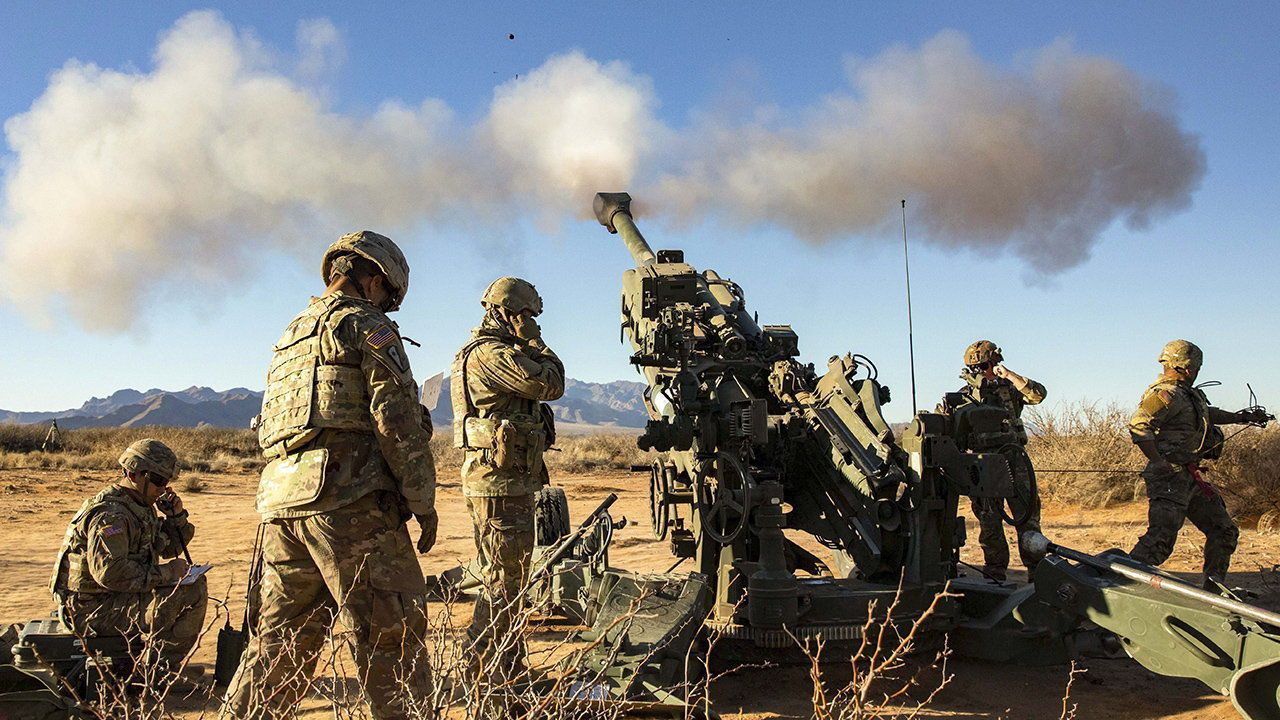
top-left (512, 314), bottom-right (542, 342)
top-left (415, 511), bottom-right (438, 554)
top-left (1242, 408), bottom-right (1273, 426)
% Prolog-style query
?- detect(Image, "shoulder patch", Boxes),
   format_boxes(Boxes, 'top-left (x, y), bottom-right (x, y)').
top-left (367, 325), bottom-right (398, 350)
top-left (1139, 389), bottom-right (1172, 416)
top-left (101, 524), bottom-right (125, 538)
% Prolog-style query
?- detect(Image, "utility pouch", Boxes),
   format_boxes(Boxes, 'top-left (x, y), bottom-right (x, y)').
top-left (255, 448), bottom-right (328, 514)
top-left (492, 418), bottom-right (546, 475)
top-left (1201, 424), bottom-right (1226, 460)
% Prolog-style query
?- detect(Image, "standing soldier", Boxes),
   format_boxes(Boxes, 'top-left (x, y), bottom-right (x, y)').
top-left (452, 277), bottom-right (563, 682)
top-left (224, 232), bottom-right (437, 719)
top-left (1128, 340), bottom-right (1270, 590)
top-left (51, 439), bottom-right (207, 671)
top-left (939, 340), bottom-right (1047, 581)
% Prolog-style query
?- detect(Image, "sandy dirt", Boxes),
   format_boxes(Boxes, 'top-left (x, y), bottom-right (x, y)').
top-left (3, 467), bottom-right (1278, 719)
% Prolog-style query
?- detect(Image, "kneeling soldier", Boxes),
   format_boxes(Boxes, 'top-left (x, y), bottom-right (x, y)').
top-left (51, 439), bottom-right (208, 668)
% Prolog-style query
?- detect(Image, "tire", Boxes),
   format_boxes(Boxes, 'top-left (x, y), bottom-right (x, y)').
top-left (534, 486), bottom-right (571, 547)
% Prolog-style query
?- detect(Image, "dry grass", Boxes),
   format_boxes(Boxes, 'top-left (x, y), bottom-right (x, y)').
top-left (1027, 401), bottom-right (1280, 521)
top-left (0, 425), bottom-right (651, 477)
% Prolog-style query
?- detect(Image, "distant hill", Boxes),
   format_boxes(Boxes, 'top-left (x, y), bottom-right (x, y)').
top-left (1, 377), bottom-right (649, 431)
top-left (0, 386), bottom-right (263, 429)
top-left (421, 373), bottom-right (648, 430)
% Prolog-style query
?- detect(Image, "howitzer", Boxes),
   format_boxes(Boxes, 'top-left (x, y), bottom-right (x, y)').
top-left (551, 190), bottom-right (1280, 718)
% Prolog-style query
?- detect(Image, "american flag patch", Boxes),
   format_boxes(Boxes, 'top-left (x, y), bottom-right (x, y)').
top-left (102, 525), bottom-right (125, 538)
top-left (367, 325), bottom-right (398, 350)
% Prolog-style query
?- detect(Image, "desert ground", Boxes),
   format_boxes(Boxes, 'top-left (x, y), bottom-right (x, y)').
top-left (4, 465), bottom-right (1278, 719)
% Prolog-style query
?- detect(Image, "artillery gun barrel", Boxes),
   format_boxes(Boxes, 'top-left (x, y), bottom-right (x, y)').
top-left (594, 192), bottom-right (656, 266)
top-left (1025, 532), bottom-right (1280, 628)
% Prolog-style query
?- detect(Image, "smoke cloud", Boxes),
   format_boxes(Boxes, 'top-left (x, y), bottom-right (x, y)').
top-left (0, 15), bottom-right (1203, 331)
top-left (655, 32), bottom-right (1205, 272)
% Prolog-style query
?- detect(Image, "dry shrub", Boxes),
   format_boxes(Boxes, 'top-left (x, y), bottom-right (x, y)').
top-left (0, 423), bottom-right (48, 453)
top-left (1026, 402), bottom-right (1144, 507)
top-left (1212, 425), bottom-right (1280, 522)
top-left (548, 433), bottom-right (650, 474)
top-left (1027, 401), bottom-right (1280, 519)
top-left (180, 476), bottom-right (208, 494)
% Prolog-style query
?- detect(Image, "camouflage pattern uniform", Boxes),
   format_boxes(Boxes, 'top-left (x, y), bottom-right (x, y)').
top-left (1128, 375), bottom-right (1245, 584)
top-left (941, 342), bottom-right (1047, 579)
top-left (225, 232), bottom-right (436, 720)
top-left (51, 485), bottom-right (206, 665)
top-left (452, 279), bottom-right (563, 676)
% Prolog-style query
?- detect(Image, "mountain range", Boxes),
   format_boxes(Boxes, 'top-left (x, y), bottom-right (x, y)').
top-left (0, 376), bottom-right (649, 431)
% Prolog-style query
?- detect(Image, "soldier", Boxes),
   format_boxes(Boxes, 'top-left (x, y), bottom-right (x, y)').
top-left (224, 232), bottom-right (437, 719)
top-left (940, 340), bottom-right (1047, 581)
top-left (1128, 340), bottom-right (1270, 590)
top-left (452, 277), bottom-right (563, 681)
top-left (51, 439), bottom-right (208, 669)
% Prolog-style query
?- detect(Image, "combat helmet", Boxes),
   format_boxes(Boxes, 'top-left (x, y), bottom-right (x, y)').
top-left (118, 439), bottom-right (180, 482)
top-left (321, 231), bottom-right (410, 311)
top-left (1159, 339), bottom-right (1203, 373)
top-left (481, 277), bottom-right (543, 316)
top-left (964, 340), bottom-right (1003, 367)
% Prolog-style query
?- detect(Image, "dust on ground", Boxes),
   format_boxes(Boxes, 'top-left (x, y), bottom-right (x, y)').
top-left (3, 468), bottom-right (1275, 719)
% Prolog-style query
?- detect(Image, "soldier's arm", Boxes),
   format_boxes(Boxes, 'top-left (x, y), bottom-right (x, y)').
top-left (472, 341), bottom-right (566, 402)
top-left (1207, 406), bottom-right (1250, 425)
top-left (998, 367), bottom-right (1047, 404)
top-left (85, 510), bottom-right (168, 592)
top-left (159, 514), bottom-right (195, 558)
top-left (354, 320), bottom-right (437, 518)
top-left (1128, 387), bottom-right (1178, 472)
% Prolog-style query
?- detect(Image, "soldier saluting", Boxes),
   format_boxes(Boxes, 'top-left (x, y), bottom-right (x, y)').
top-left (224, 231), bottom-right (437, 719)
top-left (1127, 340), bottom-right (1271, 590)
top-left (452, 277), bottom-right (564, 682)
top-left (51, 439), bottom-right (208, 670)
top-left (939, 340), bottom-right (1047, 581)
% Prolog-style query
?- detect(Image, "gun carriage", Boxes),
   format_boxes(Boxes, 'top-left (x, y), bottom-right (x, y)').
top-left (525, 192), bottom-right (1280, 719)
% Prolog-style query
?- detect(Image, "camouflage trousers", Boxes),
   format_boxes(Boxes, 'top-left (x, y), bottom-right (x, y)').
top-left (1130, 465), bottom-right (1239, 585)
top-left (59, 574), bottom-right (208, 665)
top-left (970, 492), bottom-right (1041, 580)
top-left (465, 494), bottom-right (534, 680)
top-left (222, 492), bottom-right (431, 720)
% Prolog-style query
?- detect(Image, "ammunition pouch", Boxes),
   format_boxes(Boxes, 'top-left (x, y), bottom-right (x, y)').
top-left (255, 448), bottom-right (331, 514)
top-left (463, 415), bottom-right (546, 475)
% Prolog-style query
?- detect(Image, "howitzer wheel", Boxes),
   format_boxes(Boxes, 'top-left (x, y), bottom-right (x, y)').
top-left (649, 462), bottom-right (671, 540)
top-left (704, 453), bottom-right (754, 545)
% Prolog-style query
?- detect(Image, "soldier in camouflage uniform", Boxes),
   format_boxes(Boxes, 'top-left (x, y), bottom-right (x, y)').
top-left (224, 232), bottom-right (437, 720)
top-left (452, 277), bottom-right (563, 679)
top-left (51, 439), bottom-right (207, 667)
top-left (1128, 340), bottom-right (1270, 590)
top-left (939, 340), bottom-right (1047, 581)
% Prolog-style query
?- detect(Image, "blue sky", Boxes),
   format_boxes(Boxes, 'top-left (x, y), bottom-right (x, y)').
top-left (0, 2), bottom-right (1276, 423)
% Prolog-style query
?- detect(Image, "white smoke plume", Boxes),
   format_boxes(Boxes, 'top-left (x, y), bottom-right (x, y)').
top-left (0, 15), bottom-right (1203, 331)
top-left (0, 11), bottom-right (654, 330)
top-left (654, 32), bottom-right (1204, 272)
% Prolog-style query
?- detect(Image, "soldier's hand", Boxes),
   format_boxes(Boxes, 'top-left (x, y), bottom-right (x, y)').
top-left (163, 558), bottom-right (191, 584)
top-left (415, 511), bottom-right (438, 554)
top-left (157, 490), bottom-right (184, 517)
top-left (512, 313), bottom-right (542, 342)
top-left (992, 364), bottom-right (1011, 380)
top-left (1148, 458), bottom-right (1179, 478)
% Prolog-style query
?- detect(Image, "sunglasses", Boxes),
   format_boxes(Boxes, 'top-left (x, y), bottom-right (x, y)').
top-left (146, 471), bottom-right (172, 488)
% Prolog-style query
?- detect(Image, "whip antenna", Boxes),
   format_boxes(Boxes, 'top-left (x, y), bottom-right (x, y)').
top-left (901, 199), bottom-right (918, 415)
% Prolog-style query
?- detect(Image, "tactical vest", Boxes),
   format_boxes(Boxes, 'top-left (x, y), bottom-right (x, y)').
top-left (451, 334), bottom-right (546, 474)
top-left (258, 295), bottom-right (373, 455)
top-left (1150, 381), bottom-right (1223, 462)
top-left (50, 487), bottom-right (160, 595)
